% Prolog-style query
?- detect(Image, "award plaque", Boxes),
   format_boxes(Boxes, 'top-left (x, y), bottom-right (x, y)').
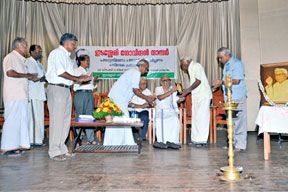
top-left (175, 82), bottom-right (183, 95)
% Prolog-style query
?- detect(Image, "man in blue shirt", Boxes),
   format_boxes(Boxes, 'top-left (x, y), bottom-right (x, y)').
top-left (213, 47), bottom-right (247, 151)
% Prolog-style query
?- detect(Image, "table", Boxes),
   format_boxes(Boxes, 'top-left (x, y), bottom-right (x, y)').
top-left (71, 121), bottom-right (144, 154)
top-left (255, 106), bottom-right (288, 160)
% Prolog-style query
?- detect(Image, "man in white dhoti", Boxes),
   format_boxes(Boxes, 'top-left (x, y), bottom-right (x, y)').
top-left (103, 59), bottom-right (154, 146)
top-left (181, 57), bottom-right (212, 147)
top-left (153, 75), bottom-right (185, 149)
top-left (1, 37), bottom-right (39, 158)
top-left (26, 45), bottom-right (46, 146)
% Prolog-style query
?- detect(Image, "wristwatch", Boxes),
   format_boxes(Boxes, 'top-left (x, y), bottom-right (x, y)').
top-left (131, 103), bottom-right (135, 108)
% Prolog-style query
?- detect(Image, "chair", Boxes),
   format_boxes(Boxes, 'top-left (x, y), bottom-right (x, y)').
top-left (210, 88), bottom-right (227, 143)
top-left (93, 93), bottom-right (99, 109)
top-left (93, 93), bottom-right (102, 141)
top-left (182, 93), bottom-right (192, 144)
top-left (0, 107), bottom-right (5, 127)
top-left (98, 91), bottom-right (109, 105)
top-left (44, 101), bottom-right (50, 138)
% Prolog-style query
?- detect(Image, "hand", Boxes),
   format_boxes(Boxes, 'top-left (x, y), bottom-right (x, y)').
top-left (142, 103), bottom-right (150, 108)
top-left (265, 76), bottom-right (273, 87)
top-left (145, 95), bottom-right (155, 105)
top-left (212, 79), bottom-right (222, 89)
top-left (28, 73), bottom-right (39, 82)
top-left (93, 75), bottom-right (99, 82)
top-left (180, 89), bottom-right (189, 97)
top-left (171, 86), bottom-right (178, 92)
top-left (79, 74), bottom-right (93, 82)
top-left (178, 96), bottom-right (186, 103)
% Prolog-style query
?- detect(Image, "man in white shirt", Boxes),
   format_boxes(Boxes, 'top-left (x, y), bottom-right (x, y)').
top-left (153, 75), bottom-right (185, 149)
top-left (26, 44), bottom-right (46, 146)
top-left (46, 33), bottom-right (92, 161)
top-left (103, 59), bottom-right (154, 145)
top-left (181, 57), bottom-right (212, 147)
top-left (73, 49), bottom-right (98, 144)
top-left (128, 77), bottom-right (152, 141)
top-left (1, 37), bottom-right (38, 158)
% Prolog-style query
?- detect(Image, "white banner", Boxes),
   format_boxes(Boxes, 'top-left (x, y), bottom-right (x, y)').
top-left (75, 46), bottom-right (178, 79)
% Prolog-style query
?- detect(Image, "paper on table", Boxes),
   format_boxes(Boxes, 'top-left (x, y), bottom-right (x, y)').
top-left (79, 115), bottom-right (95, 120)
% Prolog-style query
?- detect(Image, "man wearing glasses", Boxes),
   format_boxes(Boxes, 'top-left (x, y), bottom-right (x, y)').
top-left (213, 47), bottom-right (247, 152)
top-left (46, 33), bottom-right (92, 161)
top-left (1, 37), bottom-right (39, 158)
top-left (181, 57), bottom-right (212, 148)
top-left (265, 68), bottom-right (288, 102)
top-left (153, 75), bottom-right (185, 149)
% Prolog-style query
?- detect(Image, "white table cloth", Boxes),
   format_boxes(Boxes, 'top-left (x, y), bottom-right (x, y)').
top-left (255, 106), bottom-right (288, 160)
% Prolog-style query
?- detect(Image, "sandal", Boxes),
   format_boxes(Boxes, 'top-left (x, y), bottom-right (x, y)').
top-left (86, 141), bottom-right (97, 145)
top-left (14, 150), bottom-right (25, 155)
top-left (0, 150), bottom-right (22, 158)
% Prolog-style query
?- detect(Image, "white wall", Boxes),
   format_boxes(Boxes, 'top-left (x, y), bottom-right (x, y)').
top-left (240, 0), bottom-right (288, 131)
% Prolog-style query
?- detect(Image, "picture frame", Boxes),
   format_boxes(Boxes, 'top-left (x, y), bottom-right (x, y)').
top-left (260, 62), bottom-right (288, 105)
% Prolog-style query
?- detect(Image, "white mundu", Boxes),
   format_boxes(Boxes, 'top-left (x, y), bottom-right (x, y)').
top-left (26, 57), bottom-right (46, 145)
top-left (188, 61), bottom-right (212, 144)
top-left (155, 86), bottom-right (180, 144)
top-left (103, 68), bottom-right (141, 145)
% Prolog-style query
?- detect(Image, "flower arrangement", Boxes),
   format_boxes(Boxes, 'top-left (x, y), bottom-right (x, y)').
top-left (93, 98), bottom-right (123, 119)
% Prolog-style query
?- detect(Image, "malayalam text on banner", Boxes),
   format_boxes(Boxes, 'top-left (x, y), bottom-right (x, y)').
top-left (75, 46), bottom-right (178, 79)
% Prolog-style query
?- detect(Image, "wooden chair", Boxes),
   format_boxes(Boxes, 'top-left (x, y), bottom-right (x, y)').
top-left (98, 91), bottom-right (109, 105)
top-left (0, 107), bottom-right (5, 127)
top-left (93, 93), bottom-right (102, 141)
top-left (44, 101), bottom-right (50, 138)
top-left (148, 107), bottom-right (155, 144)
top-left (210, 88), bottom-right (227, 143)
top-left (182, 93), bottom-right (192, 144)
top-left (182, 93), bottom-right (217, 144)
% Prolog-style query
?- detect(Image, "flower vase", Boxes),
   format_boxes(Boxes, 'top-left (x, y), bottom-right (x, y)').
top-left (105, 115), bottom-right (113, 122)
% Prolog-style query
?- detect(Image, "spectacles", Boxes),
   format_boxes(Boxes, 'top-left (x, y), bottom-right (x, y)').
top-left (162, 79), bottom-right (171, 82)
top-left (275, 73), bottom-right (286, 76)
top-left (19, 43), bottom-right (28, 48)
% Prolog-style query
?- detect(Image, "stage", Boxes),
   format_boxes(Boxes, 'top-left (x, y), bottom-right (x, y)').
top-left (0, 130), bottom-right (288, 191)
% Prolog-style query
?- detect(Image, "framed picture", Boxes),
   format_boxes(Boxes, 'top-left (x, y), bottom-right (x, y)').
top-left (260, 62), bottom-right (288, 105)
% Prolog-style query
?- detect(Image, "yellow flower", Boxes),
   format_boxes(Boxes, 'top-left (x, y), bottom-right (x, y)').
top-left (104, 102), bottom-right (109, 106)
top-left (103, 107), bottom-right (108, 112)
top-left (96, 108), bottom-right (101, 112)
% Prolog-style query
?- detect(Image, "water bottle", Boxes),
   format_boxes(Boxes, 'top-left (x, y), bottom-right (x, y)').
top-left (131, 110), bottom-right (136, 118)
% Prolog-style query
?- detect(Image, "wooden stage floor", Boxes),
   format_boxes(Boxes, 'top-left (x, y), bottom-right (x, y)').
top-left (1, 130), bottom-right (288, 191)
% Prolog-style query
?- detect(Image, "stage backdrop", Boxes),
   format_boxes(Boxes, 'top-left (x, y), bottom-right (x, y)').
top-left (76, 46), bottom-right (177, 79)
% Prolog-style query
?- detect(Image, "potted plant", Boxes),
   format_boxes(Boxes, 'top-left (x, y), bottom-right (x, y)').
top-left (93, 98), bottom-right (123, 122)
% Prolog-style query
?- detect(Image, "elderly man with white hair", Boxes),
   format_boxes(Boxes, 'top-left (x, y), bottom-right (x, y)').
top-left (180, 57), bottom-right (212, 148)
top-left (213, 47), bottom-right (247, 152)
top-left (1, 37), bottom-right (39, 158)
top-left (103, 59), bottom-right (154, 145)
top-left (265, 68), bottom-right (288, 102)
top-left (153, 75), bottom-right (185, 149)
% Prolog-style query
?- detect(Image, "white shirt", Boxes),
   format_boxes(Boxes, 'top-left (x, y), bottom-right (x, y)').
top-left (3, 50), bottom-right (28, 102)
top-left (46, 46), bottom-right (74, 86)
top-left (188, 61), bottom-right (212, 103)
top-left (155, 86), bottom-right (179, 113)
top-left (128, 88), bottom-right (152, 113)
top-left (26, 57), bottom-right (46, 101)
top-left (108, 68), bottom-right (141, 108)
top-left (73, 66), bottom-right (97, 91)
